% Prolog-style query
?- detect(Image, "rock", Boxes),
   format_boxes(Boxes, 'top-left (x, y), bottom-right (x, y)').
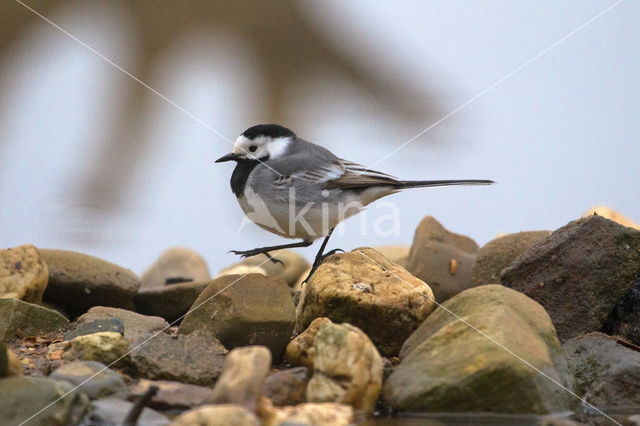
top-left (64, 317), bottom-right (124, 341)
top-left (141, 247), bottom-right (210, 288)
top-left (0, 376), bottom-right (89, 425)
top-left (179, 274), bottom-right (295, 361)
top-left (210, 346), bottom-right (272, 412)
top-left (40, 249), bottom-right (140, 318)
top-left (501, 215), bottom-right (640, 342)
top-left (126, 331), bottom-right (226, 386)
top-left (0, 244), bottom-right (49, 303)
top-left (1, 343), bottom-right (22, 376)
top-left (77, 306), bottom-right (169, 345)
top-left (48, 331), bottom-right (128, 365)
top-left (583, 205), bottom-right (640, 230)
top-left (135, 280), bottom-right (209, 323)
top-left (602, 278), bottom-right (640, 346)
top-left (563, 332), bottom-right (640, 407)
top-left (219, 249), bottom-right (309, 286)
top-left (286, 317), bottom-right (331, 369)
top-left (470, 231), bottom-right (551, 286)
top-left (130, 379), bottom-right (214, 410)
top-left (88, 397), bottom-right (169, 425)
top-left (295, 248), bottom-right (435, 357)
top-left (263, 366), bottom-right (311, 406)
top-left (374, 245), bottom-right (411, 267)
top-left (217, 264), bottom-right (267, 277)
top-left (258, 398), bottom-right (354, 426)
top-left (384, 285), bottom-right (573, 414)
top-left (0, 298), bottom-right (69, 340)
top-left (172, 404), bottom-right (260, 426)
top-left (405, 216), bottom-right (479, 302)
top-left (50, 360), bottom-right (128, 400)
top-left (306, 321), bottom-right (382, 413)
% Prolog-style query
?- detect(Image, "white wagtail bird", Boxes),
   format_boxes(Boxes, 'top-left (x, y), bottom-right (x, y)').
top-left (216, 124), bottom-right (493, 280)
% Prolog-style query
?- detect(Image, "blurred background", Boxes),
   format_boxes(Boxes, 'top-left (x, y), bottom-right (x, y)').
top-left (1, 0), bottom-right (638, 275)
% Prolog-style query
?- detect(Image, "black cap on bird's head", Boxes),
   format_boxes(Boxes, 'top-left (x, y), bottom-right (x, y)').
top-left (215, 124), bottom-right (296, 163)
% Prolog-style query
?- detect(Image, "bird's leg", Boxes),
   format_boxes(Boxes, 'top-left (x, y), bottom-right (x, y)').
top-left (230, 240), bottom-right (313, 264)
top-left (302, 228), bottom-right (341, 283)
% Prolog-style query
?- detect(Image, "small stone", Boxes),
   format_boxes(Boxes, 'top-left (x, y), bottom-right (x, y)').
top-left (64, 317), bottom-right (124, 341)
top-left (171, 404), bottom-right (260, 426)
top-left (563, 332), bottom-right (640, 407)
top-left (50, 360), bottom-right (128, 399)
top-left (295, 248), bottom-right (435, 357)
top-left (135, 280), bottom-right (210, 323)
top-left (0, 245), bottom-right (49, 303)
top-left (1, 342), bottom-right (22, 377)
top-left (210, 346), bottom-right (272, 412)
top-left (40, 249), bottom-right (140, 318)
top-left (179, 274), bottom-right (295, 361)
top-left (76, 306), bottom-right (169, 345)
top-left (88, 397), bottom-right (169, 425)
top-left (373, 245), bottom-right (411, 267)
top-left (0, 298), bottom-right (69, 341)
top-left (263, 366), bottom-right (311, 406)
top-left (501, 216), bottom-right (640, 341)
top-left (384, 285), bottom-right (574, 414)
top-left (0, 376), bottom-right (89, 425)
top-left (219, 249), bottom-right (309, 286)
top-left (306, 322), bottom-right (383, 413)
top-left (129, 379), bottom-right (213, 410)
top-left (258, 398), bottom-right (354, 426)
top-left (285, 317), bottom-right (331, 369)
top-left (470, 231), bottom-right (551, 286)
top-left (583, 205), bottom-right (640, 230)
top-left (141, 247), bottom-right (210, 288)
top-left (48, 331), bottom-right (128, 365)
top-left (405, 216), bottom-right (479, 302)
top-left (217, 265), bottom-right (267, 277)
top-left (126, 331), bottom-right (226, 386)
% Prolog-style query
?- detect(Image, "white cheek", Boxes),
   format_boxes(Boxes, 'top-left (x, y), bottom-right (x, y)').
top-left (266, 137), bottom-right (291, 159)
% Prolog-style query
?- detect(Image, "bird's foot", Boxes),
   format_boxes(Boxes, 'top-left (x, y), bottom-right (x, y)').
top-left (302, 248), bottom-right (345, 283)
top-left (229, 249), bottom-right (284, 265)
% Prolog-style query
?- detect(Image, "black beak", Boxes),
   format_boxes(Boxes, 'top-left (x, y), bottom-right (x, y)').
top-left (215, 153), bottom-right (241, 163)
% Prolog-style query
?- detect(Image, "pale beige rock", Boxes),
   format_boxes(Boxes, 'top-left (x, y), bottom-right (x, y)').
top-left (217, 265), bottom-right (267, 277)
top-left (142, 247), bottom-right (210, 288)
top-left (0, 245), bottom-right (48, 303)
top-left (583, 205), bottom-right (640, 230)
top-left (220, 250), bottom-right (309, 286)
top-left (259, 397), bottom-right (354, 426)
top-left (306, 322), bottom-right (383, 413)
top-left (374, 245), bottom-right (410, 267)
top-left (285, 317), bottom-right (332, 369)
top-left (171, 404), bottom-right (260, 426)
top-left (210, 346), bottom-right (272, 412)
top-left (48, 331), bottom-right (128, 365)
top-left (295, 248), bottom-right (435, 356)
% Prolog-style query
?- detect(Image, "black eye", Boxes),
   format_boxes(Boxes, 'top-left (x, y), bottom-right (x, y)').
top-left (248, 145), bottom-right (257, 153)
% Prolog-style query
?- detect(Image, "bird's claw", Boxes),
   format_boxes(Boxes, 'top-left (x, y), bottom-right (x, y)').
top-left (229, 249), bottom-right (284, 265)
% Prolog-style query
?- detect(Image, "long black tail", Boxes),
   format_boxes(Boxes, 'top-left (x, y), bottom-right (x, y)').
top-left (396, 179), bottom-right (494, 189)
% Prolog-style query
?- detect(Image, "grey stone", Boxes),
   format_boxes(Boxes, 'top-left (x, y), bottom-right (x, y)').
top-left (134, 280), bottom-right (209, 323)
top-left (87, 397), bottom-right (169, 425)
top-left (64, 318), bottom-right (124, 341)
top-left (0, 298), bottom-right (68, 341)
top-left (76, 306), bottom-right (168, 345)
top-left (50, 361), bottom-right (128, 400)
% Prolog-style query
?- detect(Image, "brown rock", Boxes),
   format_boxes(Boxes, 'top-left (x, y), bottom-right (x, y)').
top-left (285, 317), bottom-right (331, 369)
top-left (0, 244), bottom-right (48, 303)
top-left (471, 231), bottom-right (551, 286)
top-left (129, 379), bottom-right (213, 410)
top-left (583, 206), bottom-right (640, 230)
top-left (135, 281), bottom-right (209, 323)
top-left (501, 216), bottom-right (640, 341)
top-left (258, 397), bottom-right (354, 426)
top-left (210, 346), bottom-right (272, 412)
top-left (141, 247), bottom-right (210, 288)
top-left (295, 248), bottom-right (435, 356)
top-left (1, 342), bottom-right (22, 377)
top-left (41, 249), bottom-right (140, 318)
top-left (171, 404), bottom-right (260, 426)
top-left (405, 216), bottom-right (479, 302)
top-left (77, 306), bottom-right (168, 345)
top-left (306, 322), bottom-right (383, 413)
top-left (263, 366), bottom-right (311, 406)
top-left (179, 274), bottom-right (295, 361)
top-left (219, 249), bottom-right (309, 286)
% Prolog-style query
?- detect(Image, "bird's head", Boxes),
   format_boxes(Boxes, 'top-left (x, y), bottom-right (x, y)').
top-left (215, 124), bottom-right (295, 163)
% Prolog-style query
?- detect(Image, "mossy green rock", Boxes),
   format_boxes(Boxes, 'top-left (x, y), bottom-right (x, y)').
top-left (179, 274), bottom-right (295, 361)
top-left (49, 331), bottom-right (128, 365)
top-left (0, 298), bottom-right (69, 340)
top-left (384, 285), bottom-right (574, 414)
top-left (0, 376), bottom-right (89, 425)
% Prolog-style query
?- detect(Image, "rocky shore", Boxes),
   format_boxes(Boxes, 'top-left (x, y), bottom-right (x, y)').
top-left (1, 207), bottom-right (639, 425)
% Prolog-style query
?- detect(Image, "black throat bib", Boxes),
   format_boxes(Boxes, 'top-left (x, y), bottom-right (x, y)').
top-left (230, 157), bottom-right (267, 197)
